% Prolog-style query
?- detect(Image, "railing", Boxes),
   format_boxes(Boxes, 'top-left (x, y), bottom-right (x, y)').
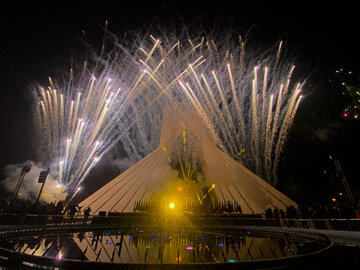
top-left (199, 216), bottom-right (360, 232)
top-left (0, 213), bottom-right (90, 227)
top-left (0, 213), bottom-right (360, 232)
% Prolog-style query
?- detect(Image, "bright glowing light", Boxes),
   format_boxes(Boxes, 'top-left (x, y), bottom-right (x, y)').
top-left (169, 202), bottom-right (175, 209)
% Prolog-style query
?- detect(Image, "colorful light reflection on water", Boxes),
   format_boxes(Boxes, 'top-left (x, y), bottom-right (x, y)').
top-left (0, 228), bottom-right (328, 264)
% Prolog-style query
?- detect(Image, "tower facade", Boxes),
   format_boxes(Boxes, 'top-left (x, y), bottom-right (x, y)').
top-left (80, 106), bottom-right (296, 214)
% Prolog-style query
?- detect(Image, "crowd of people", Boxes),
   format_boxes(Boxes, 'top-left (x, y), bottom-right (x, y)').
top-left (265, 197), bottom-right (360, 220)
top-left (300, 199), bottom-right (360, 219)
top-left (0, 197), bottom-right (93, 221)
top-left (1, 196), bottom-right (360, 220)
top-left (0, 197), bottom-right (65, 215)
top-left (133, 200), bottom-right (244, 214)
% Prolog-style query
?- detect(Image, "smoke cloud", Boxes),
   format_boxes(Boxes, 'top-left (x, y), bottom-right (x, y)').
top-left (1, 161), bottom-right (67, 203)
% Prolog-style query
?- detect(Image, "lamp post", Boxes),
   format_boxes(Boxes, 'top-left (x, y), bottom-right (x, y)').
top-left (330, 155), bottom-right (354, 205)
top-left (12, 160), bottom-right (32, 199)
top-left (35, 168), bottom-right (50, 204)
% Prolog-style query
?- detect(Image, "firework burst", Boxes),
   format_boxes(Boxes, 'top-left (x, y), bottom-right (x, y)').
top-left (117, 31), bottom-right (305, 184)
top-left (35, 27), bottom-right (305, 197)
top-left (35, 33), bottom-right (183, 195)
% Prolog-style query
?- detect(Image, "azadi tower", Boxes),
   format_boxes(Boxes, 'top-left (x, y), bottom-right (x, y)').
top-left (80, 106), bottom-right (296, 215)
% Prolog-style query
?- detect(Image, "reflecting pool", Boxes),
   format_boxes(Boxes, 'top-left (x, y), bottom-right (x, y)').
top-left (0, 227), bottom-right (329, 264)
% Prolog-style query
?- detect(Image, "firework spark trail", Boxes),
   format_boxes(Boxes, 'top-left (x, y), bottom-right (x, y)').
top-left (178, 80), bottom-right (219, 146)
top-left (251, 66), bottom-right (260, 173)
top-left (200, 73), bottom-right (238, 155)
top-left (227, 63), bottom-right (247, 143)
top-left (264, 94), bottom-right (274, 169)
top-left (261, 66), bottom-right (269, 149)
top-left (271, 86), bottom-right (302, 181)
top-left (210, 70), bottom-right (240, 151)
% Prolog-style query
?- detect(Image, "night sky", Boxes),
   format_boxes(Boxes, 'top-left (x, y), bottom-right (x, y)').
top-left (0, 0), bottom-right (359, 203)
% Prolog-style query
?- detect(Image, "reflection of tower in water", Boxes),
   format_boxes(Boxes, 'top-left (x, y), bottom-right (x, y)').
top-left (0, 227), bottom-right (329, 264)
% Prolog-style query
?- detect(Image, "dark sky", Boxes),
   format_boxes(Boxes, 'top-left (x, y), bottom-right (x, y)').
top-left (0, 0), bottom-right (359, 202)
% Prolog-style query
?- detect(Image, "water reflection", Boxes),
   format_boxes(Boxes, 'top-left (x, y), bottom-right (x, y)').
top-left (0, 228), bottom-right (327, 264)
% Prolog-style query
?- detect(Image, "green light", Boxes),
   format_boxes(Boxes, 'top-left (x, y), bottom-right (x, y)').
top-left (146, 246), bottom-right (150, 248)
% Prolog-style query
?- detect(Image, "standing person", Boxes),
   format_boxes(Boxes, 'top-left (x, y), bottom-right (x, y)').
top-left (265, 207), bottom-right (272, 219)
top-left (272, 207), bottom-right (280, 226)
top-left (83, 207), bottom-right (91, 224)
top-left (69, 204), bottom-right (77, 219)
top-left (355, 209), bottom-right (360, 219)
